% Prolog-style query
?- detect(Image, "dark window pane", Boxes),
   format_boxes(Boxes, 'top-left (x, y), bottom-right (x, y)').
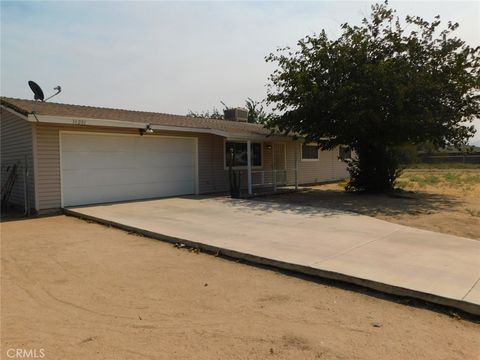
top-left (252, 143), bottom-right (262, 166)
top-left (302, 144), bottom-right (319, 159)
top-left (226, 141), bottom-right (247, 167)
top-left (225, 141), bottom-right (262, 167)
top-left (339, 146), bottom-right (351, 160)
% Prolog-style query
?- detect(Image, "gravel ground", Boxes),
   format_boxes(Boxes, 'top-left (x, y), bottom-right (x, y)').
top-left (1, 215), bottom-right (479, 359)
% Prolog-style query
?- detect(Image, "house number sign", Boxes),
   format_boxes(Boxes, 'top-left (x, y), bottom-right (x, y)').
top-left (72, 119), bottom-right (87, 126)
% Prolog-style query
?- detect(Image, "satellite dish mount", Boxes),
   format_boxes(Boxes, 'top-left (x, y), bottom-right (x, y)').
top-left (28, 81), bottom-right (62, 102)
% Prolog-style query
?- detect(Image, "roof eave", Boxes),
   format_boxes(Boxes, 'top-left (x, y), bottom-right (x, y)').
top-left (0, 104), bottom-right (30, 120)
top-left (26, 114), bottom-right (233, 137)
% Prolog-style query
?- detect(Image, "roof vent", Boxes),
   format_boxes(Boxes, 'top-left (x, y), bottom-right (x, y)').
top-left (223, 108), bottom-right (249, 122)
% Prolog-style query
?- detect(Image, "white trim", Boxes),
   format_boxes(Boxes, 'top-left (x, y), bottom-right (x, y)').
top-left (58, 130), bottom-right (199, 207)
top-left (247, 139), bottom-right (252, 195)
top-left (28, 114), bottom-right (230, 137)
top-left (223, 138), bottom-right (264, 170)
top-left (59, 131), bottom-right (65, 208)
top-left (58, 129), bottom-right (199, 139)
top-left (0, 105), bottom-right (29, 120)
top-left (31, 123), bottom-right (39, 211)
top-left (293, 139), bottom-right (299, 189)
top-left (24, 113), bottom-right (301, 141)
top-left (152, 125), bottom-right (227, 137)
top-left (225, 133), bottom-right (288, 141)
top-left (194, 137), bottom-right (199, 194)
top-left (301, 143), bottom-right (320, 161)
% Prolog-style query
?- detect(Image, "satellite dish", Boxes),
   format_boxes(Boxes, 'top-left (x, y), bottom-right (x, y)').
top-left (28, 81), bottom-right (44, 101)
top-left (28, 81), bottom-right (62, 102)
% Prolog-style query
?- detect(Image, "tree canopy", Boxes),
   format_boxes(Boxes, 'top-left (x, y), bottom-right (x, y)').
top-left (244, 98), bottom-right (270, 124)
top-left (187, 107), bottom-right (224, 120)
top-left (187, 98), bottom-right (270, 124)
top-left (264, 2), bottom-right (479, 191)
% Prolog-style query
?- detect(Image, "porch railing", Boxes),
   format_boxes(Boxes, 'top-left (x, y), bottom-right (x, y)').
top-left (242, 169), bottom-right (297, 192)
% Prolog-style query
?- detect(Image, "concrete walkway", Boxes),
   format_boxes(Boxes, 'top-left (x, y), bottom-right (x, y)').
top-left (65, 196), bottom-right (480, 315)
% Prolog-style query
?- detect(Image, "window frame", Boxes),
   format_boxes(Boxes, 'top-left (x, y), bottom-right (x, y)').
top-left (301, 143), bottom-right (320, 162)
top-left (224, 139), bottom-right (264, 170)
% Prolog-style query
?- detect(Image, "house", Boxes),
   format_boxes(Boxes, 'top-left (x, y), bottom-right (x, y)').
top-left (1, 97), bottom-right (349, 213)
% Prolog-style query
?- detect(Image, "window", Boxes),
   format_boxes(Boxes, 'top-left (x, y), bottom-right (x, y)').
top-left (302, 144), bottom-right (319, 160)
top-left (339, 146), bottom-right (352, 161)
top-left (225, 141), bottom-right (262, 168)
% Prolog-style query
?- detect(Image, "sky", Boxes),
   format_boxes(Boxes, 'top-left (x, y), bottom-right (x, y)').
top-left (1, 1), bottom-right (479, 145)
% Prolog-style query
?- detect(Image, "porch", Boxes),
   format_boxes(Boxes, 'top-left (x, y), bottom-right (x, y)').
top-left (223, 137), bottom-right (349, 197)
top-left (225, 139), bottom-right (299, 196)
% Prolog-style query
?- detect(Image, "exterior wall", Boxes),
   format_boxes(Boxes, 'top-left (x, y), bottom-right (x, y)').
top-left (0, 108), bottom-right (35, 210)
top-left (34, 123), bottom-right (234, 210)
top-left (285, 142), bottom-right (349, 185)
top-left (33, 122), bottom-right (349, 211)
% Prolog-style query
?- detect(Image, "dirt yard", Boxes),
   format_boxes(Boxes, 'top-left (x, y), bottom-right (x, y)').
top-left (1, 215), bottom-right (479, 360)
top-left (265, 168), bottom-right (480, 240)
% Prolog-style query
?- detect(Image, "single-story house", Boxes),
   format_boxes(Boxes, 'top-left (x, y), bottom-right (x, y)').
top-left (1, 97), bottom-right (349, 213)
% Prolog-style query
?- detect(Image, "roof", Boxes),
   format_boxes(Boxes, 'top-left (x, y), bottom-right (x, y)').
top-left (0, 97), bottom-right (274, 137)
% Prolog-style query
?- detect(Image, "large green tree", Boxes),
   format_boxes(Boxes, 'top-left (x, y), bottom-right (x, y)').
top-left (265, 2), bottom-right (479, 192)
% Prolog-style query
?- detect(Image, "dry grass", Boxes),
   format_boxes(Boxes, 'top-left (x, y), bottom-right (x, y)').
top-left (396, 169), bottom-right (480, 198)
top-left (260, 168), bottom-right (480, 240)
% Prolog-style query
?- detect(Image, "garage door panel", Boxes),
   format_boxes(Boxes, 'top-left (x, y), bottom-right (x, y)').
top-left (139, 166), bottom-right (195, 182)
top-left (61, 133), bottom-right (197, 206)
top-left (63, 150), bottom-right (195, 170)
top-left (137, 153), bottom-right (195, 168)
top-left (63, 180), bottom-right (195, 206)
top-left (62, 134), bottom-right (134, 152)
top-left (62, 151), bottom-right (136, 170)
top-left (63, 168), bottom-right (143, 187)
top-left (63, 166), bottom-right (195, 188)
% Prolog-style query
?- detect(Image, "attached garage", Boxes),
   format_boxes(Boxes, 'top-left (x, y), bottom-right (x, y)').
top-left (60, 132), bottom-right (197, 206)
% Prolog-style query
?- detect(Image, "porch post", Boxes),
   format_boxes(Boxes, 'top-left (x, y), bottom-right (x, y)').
top-left (294, 140), bottom-right (299, 190)
top-left (247, 140), bottom-right (253, 195)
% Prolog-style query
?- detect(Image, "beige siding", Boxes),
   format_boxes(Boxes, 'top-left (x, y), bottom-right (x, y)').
top-left (35, 124), bottom-right (232, 210)
top-left (285, 142), bottom-right (349, 185)
top-left (35, 125), bottom-right (61, 210)
top-left (0, 108), bottom-right (35, 209)
top-left (34, 123), bottom-right (349, 210)
top-left (202, 134), bottom-right (229, 193)
top-left (332, 147), bottom-right (350, 180)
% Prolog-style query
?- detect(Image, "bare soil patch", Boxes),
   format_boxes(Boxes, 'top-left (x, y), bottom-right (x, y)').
top-left (1, 216), bottom-right (479, 359)
top-left (262, 169), bottom-right (480, 240)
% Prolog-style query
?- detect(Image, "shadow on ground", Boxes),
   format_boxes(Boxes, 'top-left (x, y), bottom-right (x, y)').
top-left (236, 187), bottom-right (463, 218)
top-left (214, 194), bottom-right (350, 217)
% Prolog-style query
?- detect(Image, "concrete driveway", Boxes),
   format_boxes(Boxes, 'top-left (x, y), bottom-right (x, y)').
top-left (65, 196), bottom-right (480, 315)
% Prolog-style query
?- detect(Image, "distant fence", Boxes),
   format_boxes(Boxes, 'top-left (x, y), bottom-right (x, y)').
top-left (417, 153), bottom-right (480, 164)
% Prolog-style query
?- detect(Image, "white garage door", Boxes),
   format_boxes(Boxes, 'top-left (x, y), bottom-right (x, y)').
top-left (61, 133), bottom-right (196, 207)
